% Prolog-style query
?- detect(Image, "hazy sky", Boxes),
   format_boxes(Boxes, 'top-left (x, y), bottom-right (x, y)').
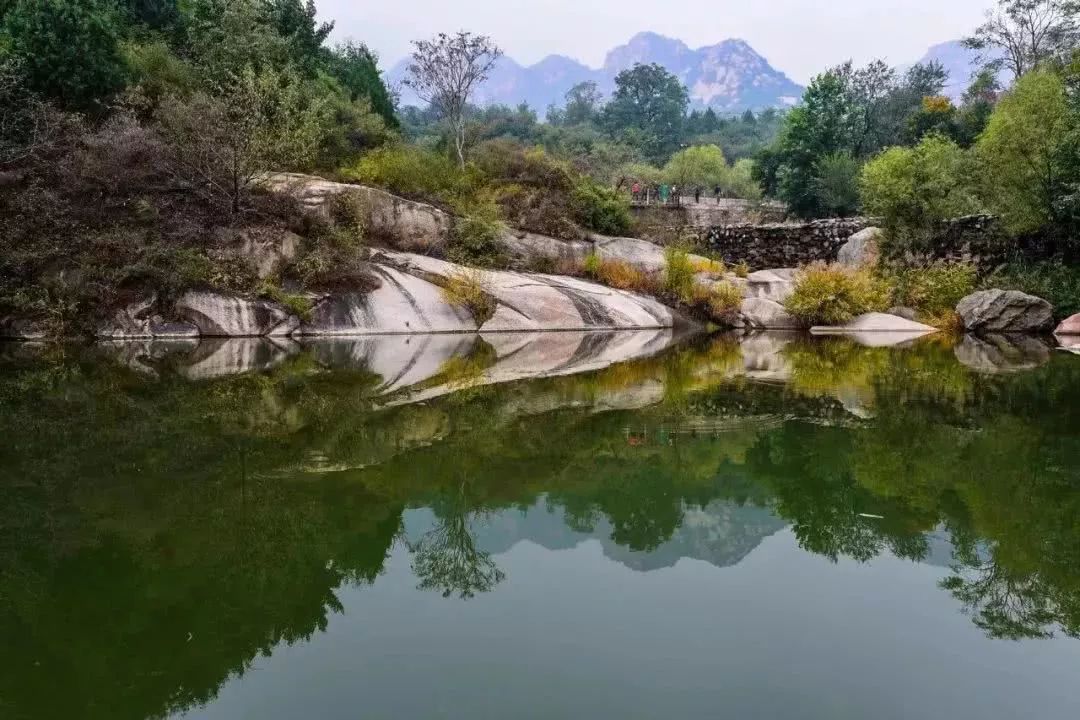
top-left (317, 0), bottom-right (994, 82)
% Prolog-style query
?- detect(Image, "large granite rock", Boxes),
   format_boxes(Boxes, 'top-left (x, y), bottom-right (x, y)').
top-left (954, 334), bottom-right (1051, 374)
top-left (262, 172), bottom-right (453, 254)
top-left (213, 226), bottom-right (301, 280)
top-left (303, 264), bottom-right (476, 335)
top-left (385, 252), bottom-right (679, 333)
top-left (744, 269), bottom-right (796, 303)
top-left (836, 227), bottom-right (882, 268)
top-left (738, 298), bottom-right (802, 329)
top-left (1055, 313), bottom-right (1080, 336)
top-left (956, 289), bottom-right (1054, 334)
top-left (175, 291), bottom-right (299, 337)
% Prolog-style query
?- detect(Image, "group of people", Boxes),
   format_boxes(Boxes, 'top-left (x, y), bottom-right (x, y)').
top-left (629, 183), bottom-right (726, 206)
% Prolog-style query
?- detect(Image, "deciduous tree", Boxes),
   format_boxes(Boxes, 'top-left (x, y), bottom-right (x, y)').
top-left (404, 31), bottom-right (501, 167)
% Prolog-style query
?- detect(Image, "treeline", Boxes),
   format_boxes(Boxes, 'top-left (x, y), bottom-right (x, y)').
top-left (1, 0), bottom-right (398, 170)
top-left (759, 0), bottom-right (1080, 261)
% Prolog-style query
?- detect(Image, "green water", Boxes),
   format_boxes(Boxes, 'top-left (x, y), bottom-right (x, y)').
top-left (2, 332), bottom-right (1080, 719)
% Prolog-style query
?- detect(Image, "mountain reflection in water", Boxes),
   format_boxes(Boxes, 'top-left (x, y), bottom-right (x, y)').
top-left (1, 330), bottom-right (1079, 720)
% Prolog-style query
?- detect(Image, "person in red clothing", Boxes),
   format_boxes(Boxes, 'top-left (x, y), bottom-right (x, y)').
top-left (631, 181), bottom-right (641, 203)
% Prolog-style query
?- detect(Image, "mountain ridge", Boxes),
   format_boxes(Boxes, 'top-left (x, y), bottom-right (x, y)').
top-left (388, 31), bottom-right (805, 114)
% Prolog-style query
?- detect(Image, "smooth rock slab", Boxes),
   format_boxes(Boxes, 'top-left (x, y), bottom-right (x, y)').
top-left (176, 292), bottom-right (298, 337)
top-left (811, 313), bottom-right (938, 334)
top-left (1055, 313), bottom-right (1080, 336)
top-left (956, 289), bottom-right (1054, 334)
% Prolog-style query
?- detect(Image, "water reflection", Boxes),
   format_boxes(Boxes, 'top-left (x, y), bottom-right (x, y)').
top-left (1, 331), bottom-right (1080, 718)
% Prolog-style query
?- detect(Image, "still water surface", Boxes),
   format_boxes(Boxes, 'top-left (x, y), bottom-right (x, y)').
top-left (1, 331), bottom-right (1079, 719)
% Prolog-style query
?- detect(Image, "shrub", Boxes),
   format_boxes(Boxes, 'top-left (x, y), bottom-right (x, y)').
top-left (440, 269), bottom-right (497, 324)
top-left (784, 262), bottom-right (892, 326)
top-left (582, 252), bottom-right (602, 277)
top-left (734, 260), bottom-right (750, 278)
top-left (572, 179), bottom-right (631, 235)
top-left (981, 261), bottom-right (1080, 320)
top-left (663, 245), bottom-right (696, 303)
top-left (860, 135), bottom-right (982, 252)
top-left (691, 282), bottom-right (743, 322)
top-left (886, 262), bottom-right (977, 319)
top-left (343, 144), bottom-right (469, 204)
top-left (813, 151), bottom-right (861, 217)
top-left (257, 280), bottom-right (313, 321)
top-left (448, 201), bottom-right (506, 268)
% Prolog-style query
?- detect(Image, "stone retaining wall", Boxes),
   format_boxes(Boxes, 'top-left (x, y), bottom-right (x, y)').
top-left (704, 218), bottom-right (874, 268)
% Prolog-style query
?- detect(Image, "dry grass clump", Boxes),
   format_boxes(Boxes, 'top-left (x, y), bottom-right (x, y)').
top-left (734, 260), bottom-right (751, 278)
top-left (784, 262), bottom-right (892, 326)
top-left (580, 253), bottom-right (658, 294)
top-left (440, 269), bottom-right (497, 324)
top-left (691, 282), bottom-right (743, 322)
top-left (690, 257), bottom-right (727, 277)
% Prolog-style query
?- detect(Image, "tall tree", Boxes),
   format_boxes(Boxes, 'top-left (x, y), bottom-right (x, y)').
top-left (329, 41), bottom-right (398, 129)
top-left (1, 0), bottom-right (128, 112)
top-left (964, 0), bottom-right (1080, 79)
top-left (264, 0), bottom-right (333, 75)
top-left (976, 70), bottom-right (1072, 234)
top-left (602, 63), bottom-right (688, 163)
top-left (562, 81), bottom-right (603, 126)
top-left (404, 31), bottom-right (501, 167)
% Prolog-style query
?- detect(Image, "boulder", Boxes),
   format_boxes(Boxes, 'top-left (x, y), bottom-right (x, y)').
top-left (213, 226), bottom-right (301, 280)
top-left (887, 306), bottom-right (918, 321)
top-left (261, 172), bottom-right (453, 254)
top-left (1055, 313), bottom-right (1080, 336)
top-left (955, 334), bottom-right (1051, 374)
top-left (836, 227), bottom-right (882, 267)
top-left (956, 289), bottom-right (1054, 334)
top-left (744, 269), bottom-right (796, 302)
top-left (175, 291), bottom-right (299, 337)
top-left (738, 298), bottom-right (802, 329)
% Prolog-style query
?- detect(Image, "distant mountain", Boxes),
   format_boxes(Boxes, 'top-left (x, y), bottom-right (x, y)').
top-left (388, 31), bottom-right (805, 115)
top-left (911, 40), bottom-right (1008, 100)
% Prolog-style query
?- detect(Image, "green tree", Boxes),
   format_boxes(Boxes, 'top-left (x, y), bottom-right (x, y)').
top-left (561, 80), bottom-right (603, 126)
top-left (328, 41), bottom-right (398, 129)
top-left (773, 71), bottom-right (852, 216)
top-left (813, 151), bottom-right (862, 216)
top-left (1, 0), bottom-right (128, 112)
top-left (976, 69), bottom-right (1072, 234)
top-left (662, 144), bottom-right (729, 189)
top-left (860, 134), bottom-right (983, 246)
top-left (602, 63), bottom-right (689, 163)
top-left (956, 70), bottom-right (1002, 146)
top-left (264, 0), bottom-right (333, 75)
top-left (154, 66), bottom-right (332, 212)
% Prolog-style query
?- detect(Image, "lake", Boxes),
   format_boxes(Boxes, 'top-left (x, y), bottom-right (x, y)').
top-left (2, 330), bottom-right (1079, 719)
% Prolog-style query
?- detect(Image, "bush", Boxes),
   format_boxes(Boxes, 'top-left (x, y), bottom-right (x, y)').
top-left (343, 144), bottom-right (471, 205)
top-left (663, 245), bottom-right (696, 303)
top-left (690, 257), bottom-right (726, 277)
top-left (784, 262), bottom-right (892, 326)
top-left (813, 151), bottom-right (861, 217)
top-left (860, 135), bottom-right (982, 252)
top-left (982, 261), bottom-right (1080, 320)
top-left (581, 255), bottom-right (652, 292)
top-left (886, 262), bottom-right (977, 320)
top-left (440, 269), bottom-right (497, 324)
top-left (572, 179), bottom-right (631, 235)
top-left (691, 282), bottom-right (743, 321)
top-left (734, 260), bottom-right (750, 278)
top-left (448, 201), bottom-right (506, 268)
